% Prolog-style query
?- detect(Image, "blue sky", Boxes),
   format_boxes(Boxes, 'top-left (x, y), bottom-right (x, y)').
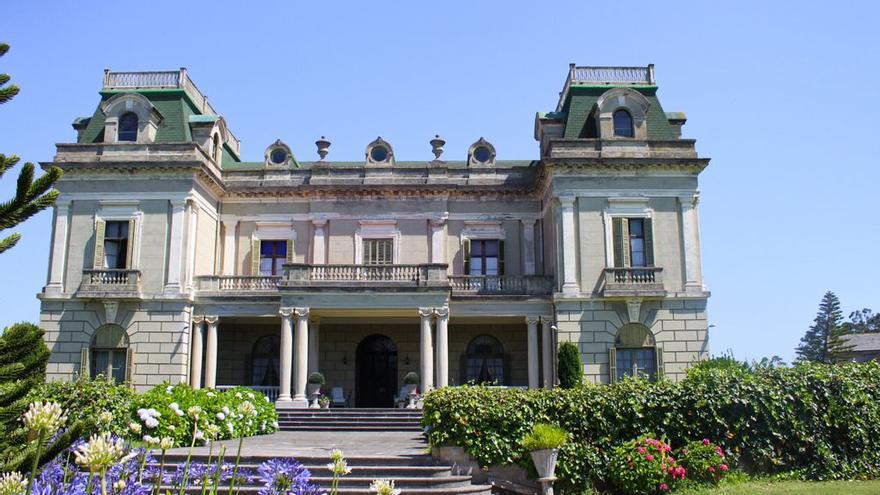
top-left (0, 1), bottom-right (878, 363)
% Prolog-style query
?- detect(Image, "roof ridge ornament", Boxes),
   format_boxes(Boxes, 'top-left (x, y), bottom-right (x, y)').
top-left (315, 136), bottom-right (331, 161)
top-left (430, 135), bottom-right (445, 160)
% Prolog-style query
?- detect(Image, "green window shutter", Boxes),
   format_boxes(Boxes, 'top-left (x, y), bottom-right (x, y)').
top-left (608, 347), bottom-right (617, 384)
top-left (80, 347), bottom-right (91, 379)
top-left (644, 218), bottom-right (655, 267)
top-left (498, 240), bottom-right (505, 275)
top-left (126, 218), bottom-right (136, 269)
top-left (125, 347), bottom-right (134, 383)
top-left (654, 345), bottom-right (664, 380)
top-left (286, 239), bottom-right (294, 263)
top-left (612, 218), bottom-right (624, 267)
top-left (251, 238), bottom-right (261, 275)
top-left (93, 219), bottom-right (106, 269)
top-left (621, 219), bottom-right (631, 267)
top-left (462, 239), bottom-right (471, 275)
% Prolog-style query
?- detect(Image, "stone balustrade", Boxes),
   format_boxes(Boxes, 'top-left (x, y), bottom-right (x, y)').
top-left (449, 275), bottom-right (554, 296)
top-left (76, 269), bottom-right (142, 298)
top-left (602, 267), bottom-right (666, 297)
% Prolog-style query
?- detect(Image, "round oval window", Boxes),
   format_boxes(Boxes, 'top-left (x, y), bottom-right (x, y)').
top-left (473, 146), bottom-right (491, 163)
top-left (370, 146), bottom-right (388, 162)
top-left (270, 148), bottom-right (288, 165)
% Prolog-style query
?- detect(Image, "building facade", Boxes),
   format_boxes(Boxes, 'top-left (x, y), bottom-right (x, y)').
top-left (38, 65), bottom-right (710, 407)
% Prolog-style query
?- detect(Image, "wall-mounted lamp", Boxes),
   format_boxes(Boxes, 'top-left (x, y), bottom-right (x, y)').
top-left (342, 353), bottom-right (348, 365)
top-left (404, 354), bottom-right (411, 366)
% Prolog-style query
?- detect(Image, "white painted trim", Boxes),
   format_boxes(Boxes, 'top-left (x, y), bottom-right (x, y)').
top-left (460, 220), bottom-right (506, 240)
top-left (95, 204), bottom-right (144, 270)
top-left (354, 220), bottom-right (401, 264)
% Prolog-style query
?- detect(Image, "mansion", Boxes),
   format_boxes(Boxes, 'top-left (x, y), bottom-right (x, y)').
top-left (38, 65), bottom-right (710, 408)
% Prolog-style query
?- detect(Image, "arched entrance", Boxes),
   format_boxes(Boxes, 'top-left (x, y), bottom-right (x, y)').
top-left (356, 334), bottom-right (398, 408)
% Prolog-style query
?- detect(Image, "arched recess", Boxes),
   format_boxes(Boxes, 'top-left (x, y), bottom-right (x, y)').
top-left (595, 88), bottom-right (650, 140)
top-left (462, 334), bottom-right (506, 385)
top-left (250, 334), bottom-right (280, 386)
top-left (355, 334), bottom-right (398, 407)
top-left (100, 93), bottom-right (163, 143)
top-left (82, 324), bottom-right (132, 383)
top-left (608, 323), bottom-right (662, 383)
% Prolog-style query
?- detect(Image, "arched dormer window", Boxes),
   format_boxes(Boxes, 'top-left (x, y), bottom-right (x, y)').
top-left (85, 324), bottom-right (131, 383)
top-left (118, 112), bottom-right (139, 142)
top-left (463, 335), bottom-right (506, 385)
top-left (613, 109), bottom-right (634, 138)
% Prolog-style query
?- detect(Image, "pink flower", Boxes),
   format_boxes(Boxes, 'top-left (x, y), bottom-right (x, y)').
top-left (646, 454), bottom-right (654, 461)
top-left (659, 483), bottom-right (669, 491)
top-left (638, 447), bottom-right (646, 454)
top-left (682, 448), bottom-right (688, 454)
top-left (668, 457), bottom-right (676, 463)
top-left (664, 444), bottom-right (672, 452)
top-left (708, 466), bottom-right (716, 473)
top-left (703, 438), bottom-right (711, 445)
top-left (720, 464), bottom-right (729, 472)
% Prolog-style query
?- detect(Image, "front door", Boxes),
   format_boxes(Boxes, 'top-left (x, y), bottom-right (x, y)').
top-left (355, 334), bottom-right (398, 408)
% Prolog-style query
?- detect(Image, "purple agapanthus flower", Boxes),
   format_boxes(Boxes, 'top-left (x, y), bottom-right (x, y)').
top-left (256, 458), bottom-right (321, 495)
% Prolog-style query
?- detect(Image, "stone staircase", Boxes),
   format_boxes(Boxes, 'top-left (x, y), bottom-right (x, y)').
top-left (277, 408), bottom-right (424, 432)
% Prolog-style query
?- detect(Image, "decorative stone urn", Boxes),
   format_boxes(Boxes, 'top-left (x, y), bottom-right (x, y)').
top-left (530, 448), bottom-right (559, 495)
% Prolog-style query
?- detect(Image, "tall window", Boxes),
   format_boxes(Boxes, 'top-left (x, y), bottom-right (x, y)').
top-left (259, 240), bottom-right (287, 276)
top-left (89, 325), bottom-right (129, 383)
top-left (610, 323), bottom-right (661, 382)
top-left (613, 109), bottom-right (634, 137)
top-left (363, 238), bottom-right (393, 265)
top-left (612, 218), bottom-right (653, 268)
top-left (468, 240), bottom-right (502, 276)
top-left (103, 221), bottom-right (129, 269)
top-left (118, 112), bottom-right (138, 142)
top-left (628, 219), bottom-right (646, 268)
top-left (251, 335), bottom-right (280, 386)
top-left (615, 348), bottom-right (657, 380)
top-left (463, 335), bottom-right (505, 385)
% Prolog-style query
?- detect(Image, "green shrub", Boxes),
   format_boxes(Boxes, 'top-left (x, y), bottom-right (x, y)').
top-left (403, 372), bottom-right (419, 385)
top-left (422, 362), bottom-right (880, 491)
top-left (132, 383), bottom-right (278, 447)
top-left (677, 439), bottom-right (729, 485)
top-left (557, 341), bottom-right (582, 389)
top-left (522, 423), bottom-right (567, 451)
top-left (28, 375), bottom-right (135, 438)
top-left (608, 437), bottom-right (683, 495)
top-left (307, 372), bottom-right (325, 385)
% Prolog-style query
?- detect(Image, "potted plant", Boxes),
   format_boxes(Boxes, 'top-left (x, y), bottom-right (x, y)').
top-left (307, 372), bottom-right (325, 395)
top-left (402, 372), bottom-right (419, 395)
top-left (319, 395), bottom-right (331, 409)
top-left (522, 423), bottom-right (567, 495)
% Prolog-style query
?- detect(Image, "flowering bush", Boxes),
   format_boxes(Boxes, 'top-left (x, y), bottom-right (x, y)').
top-left (608, 437), bottom-right (684, 495)
top-left (131, 383), bottom-right (278, 447)
top-left (28, 375), bottom-right (136, 438)
top-left (677, 439), bottom-right (729, 484)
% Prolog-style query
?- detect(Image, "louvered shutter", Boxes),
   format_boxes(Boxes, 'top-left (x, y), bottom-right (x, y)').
top-left (80, 347), bottom-right (91, 379)
top-left (126, 218), bottom-right (136, 269)
top-left (608, 347), bottom-right (617, 384)
top-left (251, 238), bottom-right (261, 275)
top-left (286, 239), bottom-right (294, 263)
top-left (612, 218), bottom-right (624, 268)
top-left (654, 345), bottom-right (665, 380)
top-left (462, 239), bottom-right (471, 275)
top-left (644, 218), bottom-right (654, 267)
top-left (498, 240), bottom-right (505, 275)
top-left (125, 347), bottom-right (134, 383)
top-left (93, 219), bottom-right (106, 269)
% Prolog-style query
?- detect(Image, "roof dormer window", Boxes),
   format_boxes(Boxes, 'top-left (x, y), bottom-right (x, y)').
top-left (613, 109), bottom-right (634, 138)
top-left (118, 112), bottom-right (138, 142)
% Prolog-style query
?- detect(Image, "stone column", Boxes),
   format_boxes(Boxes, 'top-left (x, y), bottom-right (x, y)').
top-left (222, 219), bottom-right (238, 276)
top-left (419, 308), bottom-right (435, 391)
top-left (559, 196), bottom-right (579, 296)
top-left (541, 316), bottom-right (554, 388)
top-left (45, 200), bottom-right (71, 295)
top-left (522, 218), bottom-right (537, 276)
top-left (312, 220), bottom-right (327, 264)
top-left (204, 316), bottom-right (219, 389)
top-left (164, 200), bottom-right (186, 294)
top-left (293, 308), bottom-right (310, 408)
top-left (526, 316), bottom-right (540, 389)
top-left (308, 316), bottom-right (320, 375)
top-left (430, 218), bottom-right (446, 263)
top-left (190, 316), bottom-right (205, 389)
top-left (184, 200), bottom-right (199, 291)
top-left (277, 308), bottom-right (294, 403)
top-left (679, 194), bottom-right (703, 292)
top-left (434, 307), bottom-right (449, 388)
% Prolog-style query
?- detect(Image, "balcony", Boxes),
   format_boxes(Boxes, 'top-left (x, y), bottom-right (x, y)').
top-left (450, 275), bottom-right (554, 297)
top-left (76, 269), bottom-right (141, 299)
top-left (283, 264), bottom-right (449, 288)
top-left (602, 267), bottom-right (666, 298)
top-left (195, 276), bottom-right (281, 294)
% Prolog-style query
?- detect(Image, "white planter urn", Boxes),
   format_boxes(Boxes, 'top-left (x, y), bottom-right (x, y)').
top-left (307, 383), bottom-right (321, 395)
top-left (530, 448), bottom-right (558, 495)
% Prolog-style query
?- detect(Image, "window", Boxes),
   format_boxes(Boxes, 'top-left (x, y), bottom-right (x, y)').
top-left (103, 221), bottom-right (129, 269)
top-left (260, 240), bottom-right (288, 276)
top-left (473, 146), bottom-right (491, 163)
top-left (609, 323), bottom-right (662, 383)
top-left (463, 335), bottom-right (505, 385)
top-left (251, 335), bottom-right (280, 386)
top-left (615, 348), bottom-right (657, 380)
top-left (363, 238), bottom-right (393, 265)
top-left (118, 112), bottom-right (138, 142)
top-left (467, 240), bottom-right (503, 276)
top-left (87, 325), bottom-right (129, 383)
top-left (270, 148), bottom-right (288, 165)
top-left (370, 145), bottom-right (389, 163)
top-left (612, 218), bottom-right (653, 268)
top-left (613, 109), bottom-right (634, 137)
top-left (628, 219), bottom-right (646, 268)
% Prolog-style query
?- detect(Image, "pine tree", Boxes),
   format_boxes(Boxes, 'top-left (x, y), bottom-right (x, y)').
top-left (557, 341), bottom-right (583, 388)
top-left (796, 291), bottom-right (853, 363)
top-left (0, 42), bottom-right (62, 254)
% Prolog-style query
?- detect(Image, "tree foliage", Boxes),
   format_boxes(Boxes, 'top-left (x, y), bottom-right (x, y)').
top-left (557, 341), bottom-right (582, 389)
top-left (796, 291), bottom-right (853, 363)
top-left (0, 42), bottom-right (62, 254)
top-left (843, 308), bottom-right (880, 334)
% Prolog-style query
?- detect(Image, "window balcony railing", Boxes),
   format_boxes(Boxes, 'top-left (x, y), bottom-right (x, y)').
top-left (449, 275), bottom-right (554, 296)
top-left (602, 267), bottom-right (666, 297)
top-left (557, 64), bottom-right (655, 111)
top-left (77, 269), bottom-right (142, 298)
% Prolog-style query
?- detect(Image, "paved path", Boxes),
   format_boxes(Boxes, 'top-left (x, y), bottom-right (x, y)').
top-left (165, 430), bottom-right (428, 459)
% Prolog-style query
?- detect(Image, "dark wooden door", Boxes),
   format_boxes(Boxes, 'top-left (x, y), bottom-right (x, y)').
top-left (356, 335), bottom-right (398, 408)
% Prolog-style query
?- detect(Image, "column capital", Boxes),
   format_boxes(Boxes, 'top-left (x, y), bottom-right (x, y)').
top-left (312, 218), bottom-right (328, 228)
top-left (222, 218), bottom-right (239, 228)
top-left (429, 217), bottom-right (447, 228)
top-left (192, 315), bottom-right (206, 324)
top-left (434, 306), bottom-right (449, 318)
top-left (204, 315), bottom-right (219, 326)
top-left (525, 315), bottom-right (540, 326)
top-left (418, 307), bottom-right (434, 318)
top-left (55, 199), bottom-right (72, 210)
top-left (678, 193), bottom-right (699, 208)
top-left (170, 199), bottom-right (187, 209)
top-left (520, 217), bottom-right (537, 227)
top-left (279, 307), bottom-right (295, 318)
top-left (557, 195), bottom-right (576, 208)
top-left (540, 316), bottom-right (554, 326)
top-left (294, 307), bottom-right (310, 319)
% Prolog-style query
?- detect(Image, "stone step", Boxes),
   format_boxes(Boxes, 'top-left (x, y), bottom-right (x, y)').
top-left (160, 454), bottom-right (440, 467)
top-left (278, 419), bottom-right (420, 426)
top-left (172, 486), bottom-right (493, 495)
top-left (279, 425), bottom-right (423, 432)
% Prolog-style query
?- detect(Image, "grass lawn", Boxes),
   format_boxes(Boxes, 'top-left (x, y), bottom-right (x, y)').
top-left (676, 479), bottom-right (880, 494)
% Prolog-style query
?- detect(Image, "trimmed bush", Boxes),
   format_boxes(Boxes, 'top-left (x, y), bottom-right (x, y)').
top-left (307, 372), bottom-right (325, 385)
top-left (403, 372), bottom-right (420, 385)
top-left (557, 341), bottom-right (582, 389)
top-left (28, 375), bottom-right (135, 438)
top-left (422, 362), bottom-right (880, 491)
top-left (522, 423), bottom-right (567, 451)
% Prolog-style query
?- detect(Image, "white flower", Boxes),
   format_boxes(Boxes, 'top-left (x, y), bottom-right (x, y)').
top-left (261, 421), bottom-right (266, 432)
top-left (166, 385), bottom-right (174, 393)
top-left (225, 422), bottom-right (235, 435)
top-left (98, 410), bottom-right (113, 424)
top-left (235, 392), bottom-right (243, 399)
top-left (22, 401), bottom-right (66, 435)
top-left (169, 402), bottom-right (180, 411)
top-left (237, 401), bottom-right (257, 417)
top-left (327, 451), bottom-right (351, 477)
top-left (222, 406), bottom-right (230, 415)
top-left (175, 409), bottom-right (184, 417)
top-left (168, 425), bottom-right (176, 431)
top-left (369, 479), bottom-right (401, 495)
top-left (142, 435), bottom-right (160, 446)
top-left (264, 395), bottom-right (270, 403)
top-left (205, 424), bottom-right (221, 439)
top-left (159, 437), bottom-right (175, 450)
top-left (128, 422), bottom-right (142, 435)
top-left (216, 412), bottom-right (226, 421)
top-left (0, 472), bottom-right (26, 495)
top-left (272, 421), bottom-right (279, 430)
top-left (194, 430), bottom-right (205, 441)
top-left (247, 392), bottom-right (255, 400)
top-left (187, 406), bottom-right (203, 419)
top-left (74, 432), bottom-right (126, 473)
top-left (113, 480), bottom-right (126, 492)
top-left (206, 391), bottom-right (215, 397)
top-left (144, 417), bottom-right (159, 429)
top-left (330, 449), bottom-right (344, 462)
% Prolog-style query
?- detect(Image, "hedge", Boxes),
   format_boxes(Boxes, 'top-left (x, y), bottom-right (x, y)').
top-left (422, 362), bottom-right (880, 491)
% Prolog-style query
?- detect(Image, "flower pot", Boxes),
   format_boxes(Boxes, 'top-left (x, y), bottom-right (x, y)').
top-left (530, 448), bottom-right (559, 480)
top-left (404, 384), bottom-right (417, 395)
top-left (307, 384), bottom-right (321, 395)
